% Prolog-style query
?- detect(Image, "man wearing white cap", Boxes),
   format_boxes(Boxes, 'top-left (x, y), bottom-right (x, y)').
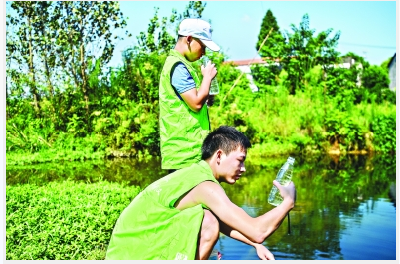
top-left (158, 18), bottom-right (220, 173)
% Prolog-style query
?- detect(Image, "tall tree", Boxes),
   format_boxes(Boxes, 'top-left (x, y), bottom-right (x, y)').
top-left (281, 14), bottom-right (340, 94)
top-left (256, 9), bottom-right (285, 59)
top-left (253, 9), bottom-right (285, 87)
top-left (6, 1), bottom-right (129, 129)
top-left (52, 1), bottom-right (128, 124)
top-left (6, 1), bottom-right (45, 115)
top-left (251, 9), bottom-right (285, 87)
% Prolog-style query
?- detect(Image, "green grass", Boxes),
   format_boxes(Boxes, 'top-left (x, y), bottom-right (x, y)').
top-left (6, 180), bottom-right (141, 260)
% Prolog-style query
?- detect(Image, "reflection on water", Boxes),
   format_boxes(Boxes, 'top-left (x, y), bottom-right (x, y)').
top-left (339, 199), bottom-right (396, 260)
top-left (6, 154), bottom-right (396, 260)
top-left (217, 154), bottom-right (396, 260)
top-left (6, 157), bottom-right (166, 188)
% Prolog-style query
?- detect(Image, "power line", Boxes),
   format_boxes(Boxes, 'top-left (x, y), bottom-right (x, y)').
top-left (339, 42), bottom-right (396, 49)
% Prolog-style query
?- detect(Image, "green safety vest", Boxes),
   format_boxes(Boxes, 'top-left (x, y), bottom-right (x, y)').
top-left (105, 160), bottom-right (221, 260)
top-left (159, 49), bottom-right (210, 170)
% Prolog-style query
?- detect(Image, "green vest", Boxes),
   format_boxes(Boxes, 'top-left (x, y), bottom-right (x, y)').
top-left (105, 160), bottom-right (221, 260)
top-left (159, 49), bottom-right (210, 170)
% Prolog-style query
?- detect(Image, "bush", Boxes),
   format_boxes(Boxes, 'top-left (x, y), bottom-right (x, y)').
top-left (370, 112), bottom-right (396, 154)
top-left (6, 180), bottom-right (140, 260)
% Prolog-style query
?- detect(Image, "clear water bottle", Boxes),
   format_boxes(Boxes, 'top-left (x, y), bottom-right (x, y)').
top-left (268, 156), bottom-right (295, 206)
top-left (202, 56), bottom-right (219, 95)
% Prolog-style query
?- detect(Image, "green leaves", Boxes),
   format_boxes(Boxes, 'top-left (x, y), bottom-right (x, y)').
top-left (255, 11), bottom-right (341, 95)
top-left (256, 9), bottom-right (285, 59)
top-left (371, 113), bottom-right (396, 154)
top-left (361, 65), bottom-right (391, 104)
top-left (282, 14), bottom-right (341, 94)
top-left (6, 1), bottom-right (130, 128)
top-left (6, 1), bottom-right (396, 165)
top-left (6, 180), bottom-right (140, 260)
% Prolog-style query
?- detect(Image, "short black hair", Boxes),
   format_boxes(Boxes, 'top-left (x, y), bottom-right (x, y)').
top-left (201, 126), bottom-right (251, 160)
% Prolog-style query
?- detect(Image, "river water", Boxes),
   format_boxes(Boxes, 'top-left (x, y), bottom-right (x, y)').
top-left (6, 154), bottom-right (397, 260)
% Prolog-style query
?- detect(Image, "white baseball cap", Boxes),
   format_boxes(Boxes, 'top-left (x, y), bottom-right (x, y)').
top-left (178, 18), bottom-right (220, 52)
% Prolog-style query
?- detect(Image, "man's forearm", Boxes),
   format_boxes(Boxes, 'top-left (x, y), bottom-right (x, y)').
top-left (219, 221), bottom-right (257, 247)
top-left (255, 198), bottom-right (294, 241)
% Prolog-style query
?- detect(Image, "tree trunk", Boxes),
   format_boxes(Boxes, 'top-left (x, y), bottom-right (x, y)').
top-left (6, 75), bottom-right (9, 119)
top-left (40, 27), bottom-right (54, 98)
top-left (28, 17), bottom-right (41, 116)
top-left (79, 11), bottom-right (90, 130)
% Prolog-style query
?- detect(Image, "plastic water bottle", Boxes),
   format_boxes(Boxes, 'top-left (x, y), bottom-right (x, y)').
top-left (202, 56), bottom-right (219, 95)
top-left (268, 156), bottom-right (295, 206)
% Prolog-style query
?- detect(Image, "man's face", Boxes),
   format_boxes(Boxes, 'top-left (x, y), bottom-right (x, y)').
top-left (186, 36), bottom-right (206, 62)
top-left (218, 146), bottom-right (247, 184)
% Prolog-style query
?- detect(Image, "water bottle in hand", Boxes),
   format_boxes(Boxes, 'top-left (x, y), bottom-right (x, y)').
top-left (202, 56), bottom-right (219, 95)
top-left (268, 157), bottom-right (295, 206)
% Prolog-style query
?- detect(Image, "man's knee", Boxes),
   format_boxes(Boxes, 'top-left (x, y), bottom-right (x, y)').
top-left (201, 210), bottom-right (219, 242)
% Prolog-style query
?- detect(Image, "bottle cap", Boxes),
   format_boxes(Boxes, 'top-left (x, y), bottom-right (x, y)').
top-left (287, 156), bottom-right (295, 164)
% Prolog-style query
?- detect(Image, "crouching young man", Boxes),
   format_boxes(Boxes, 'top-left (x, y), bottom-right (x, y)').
top-left (105, 126), bottom-right (296, 260)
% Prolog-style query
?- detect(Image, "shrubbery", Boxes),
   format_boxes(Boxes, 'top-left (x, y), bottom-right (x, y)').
top-left (6, 2), bottom-right (396, 164)
top-left (6, 181), bottom-right (140, 260)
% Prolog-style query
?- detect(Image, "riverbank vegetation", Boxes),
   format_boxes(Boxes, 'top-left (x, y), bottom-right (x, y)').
top-left (6, 154), bottom-right (396, 260)
top-left (6, 1), bottom-right (396, 167)
top-left (6, 180), bottom-right (140, 260)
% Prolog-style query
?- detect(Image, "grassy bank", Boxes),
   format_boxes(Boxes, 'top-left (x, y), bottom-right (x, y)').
top-left (6, 180), bottom-right (140, 260)
top-left (6, 86), bottom-right (396, 166)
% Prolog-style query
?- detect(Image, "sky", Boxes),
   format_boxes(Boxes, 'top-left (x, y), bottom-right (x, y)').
top-left (109, 1), bottom-right (397, 67)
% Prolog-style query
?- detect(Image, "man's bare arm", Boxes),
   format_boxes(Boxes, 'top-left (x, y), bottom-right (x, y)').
top-left (191, 180), bottom-right (295, 244)
top-left (180, 62), bottom-right (216, 112)
top-left (219, 221), bottom-right (275, 260)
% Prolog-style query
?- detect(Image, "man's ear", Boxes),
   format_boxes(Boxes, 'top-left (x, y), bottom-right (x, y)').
top-left (186, 35), bottom-right (193, 44)
top-left (216, 149), bottom-right (223, 164)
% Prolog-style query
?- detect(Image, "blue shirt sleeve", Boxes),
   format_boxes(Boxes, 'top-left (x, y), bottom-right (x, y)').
top-left (171, 63), bottom-right (196, 94)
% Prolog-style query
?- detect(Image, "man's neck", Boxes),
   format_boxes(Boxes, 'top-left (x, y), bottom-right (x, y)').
top-left (174, 39), bottom-right (188, 59)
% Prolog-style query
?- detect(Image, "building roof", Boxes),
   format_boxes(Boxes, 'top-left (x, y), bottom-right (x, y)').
top-left (223, 58), bottom-right (267, 66)
top-left (225, 55), bottom-right (361, 68)
top-left (223, 56), bottom-right (288, 66)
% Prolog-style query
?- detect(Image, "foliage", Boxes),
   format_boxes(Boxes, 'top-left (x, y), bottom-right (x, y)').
top-left (361, 65), bottom-right (391, 104)
top-left (323, 109), bottom-right (368, 153)
top-left (6, 132), bottom-right (107, 166)
top-left (5, 3), bottom-right (396, 260)
top-left (252, 63), bottom-right (281, 87)
top-left (93, 50), bottom-right (166, 158)
top-left (6, 2), bottom-right (396, 165)
top-left (343, 52), bottom-right (370, 68)
top-left (6, 1), bottom-right (130, 128)
top-left (6, 153), bottom-right (397, 260)
top-left (6, 155), bottom-right (395, 260)
top-left (281, 14), bottom-right (341, 94)
top-left (324, 66), bottom-right (363, 108)
top-left (380, 55), bottom-right (392, 69)
top-left (256, 9), bottom-right (286, 59)
top-left (370, 109), bottom-right (396, 154)
top-left (5, 3), bottom-right (396, 261)
top-left (252, 9), bottom-right (286, 87)
top-left (6, 180), bottom-right (141, 260)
